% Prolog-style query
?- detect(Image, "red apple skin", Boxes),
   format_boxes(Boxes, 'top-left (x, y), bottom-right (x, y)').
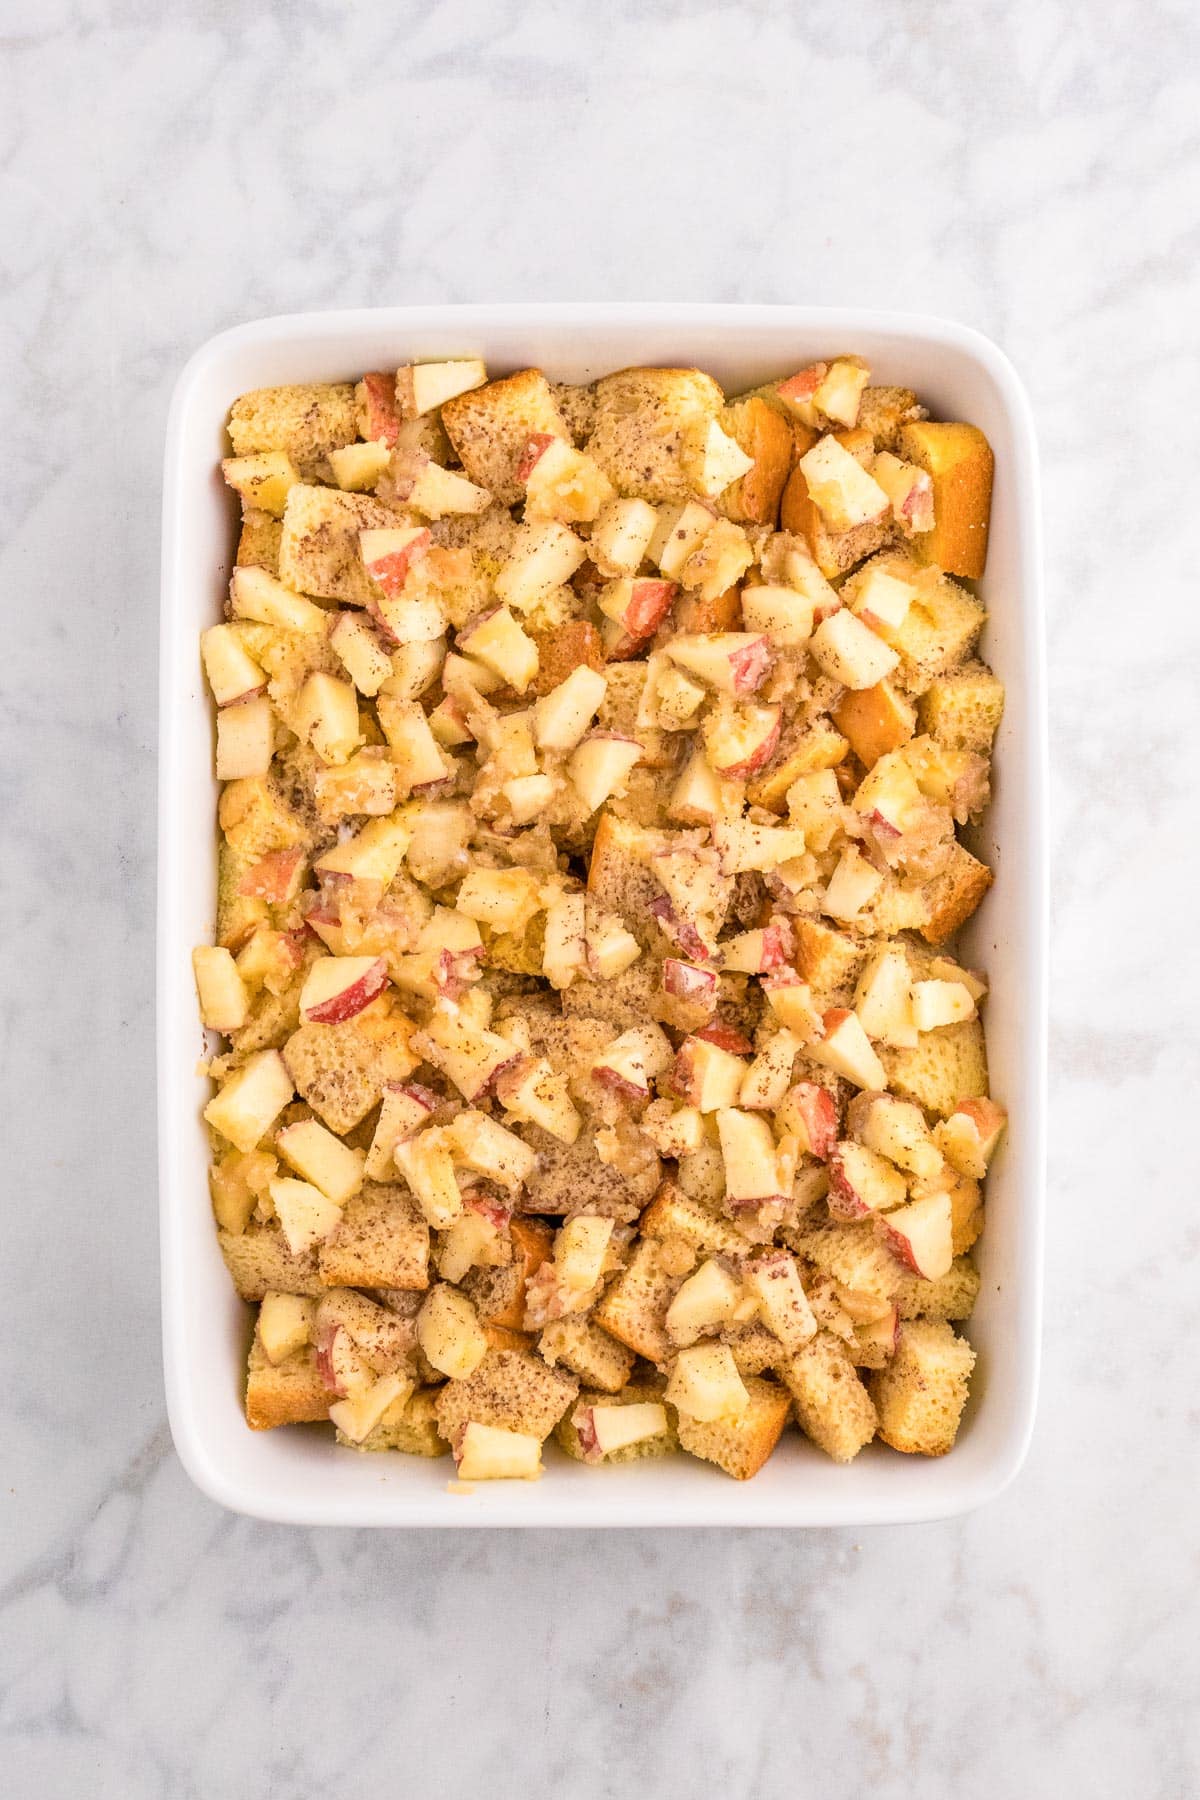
top-left (880, 1220), bottom-right (924, 1276)
top-left (757, 923), bottom-right (791, 971)
top-left (365, 530), bottom-right (431, 598)
top-left (862, 807), bottom-right (903, 842)
top-left (711, 711), bottom-right (781, 778)
top-left (592, 1066), bottom-right (650, 1101)
top-left (826, 1148), bottom-right (870, 1220)
top-left (901, 473), bottom-right (934, 532)
top-left (789, 1082), bottom-right (838, 1160)
top-left (517, 432), bottom-right (557, 482)
top-left (463, 1192), bottom-right (511, 1231)
top-left (604, 628), bottom-right (642, 662)
top-left (623, 580), bottom-right (677, 639)
top-left (728, 638), bottom-right (772, 694)
top-left (662, 959), bottom-right (719, 1003)
top-left (434, 945), bottom-right (485, 1000)
top-left (238, 848), bottom-right (305, 904)
top-left (361, 372), bottom-right (400, 446)
top-left (648, 897), bottom-right (713, 964)
top-left (694, 1022), bottom-right (754, 1056)
top-left (315, 1323), bottom-right (353, 1396)
top-left (574, 1406), bottom-right (601, 1462)
top-left (303, 956), bottom-right (390, 1024)
top-left (476, 1052), bottom-right (522, 1103)
top-left (777, 366), bottom-right (822, 403)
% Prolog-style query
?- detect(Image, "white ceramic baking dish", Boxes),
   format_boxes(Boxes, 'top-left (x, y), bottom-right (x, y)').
top-left (159, 305), bottom-right (1045, 1526)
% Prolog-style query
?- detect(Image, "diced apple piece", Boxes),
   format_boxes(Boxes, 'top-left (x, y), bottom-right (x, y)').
top-left (653, 666), bottom-right (708, 729)
top-left (784, 768), bottom-right (841, 851)
top-left (371, 593), bottom-right (447, 646)
top-left (666, 1258), bottom-right (743, 1347)
top-left (494, 519), bottom-right (587, 611)
top-left (597, 577), bottom-right (678, 641)
top-left (665, 631), bottom-right (772, 695)
top-left (590, 496), bottom-right (659, 577)
top-left (591, 1024), bottom-right (674, 1100)
top-left (356, 370), bottom-right (401, 444)
top-left (519, 435), bottom-right (614, 524)
top-left (417, 1005), bottom-right (519, 1102)
top-left (739, 584), bottom-right (815, 647)
top-left (330, 1370), bottom-right (412, 1443)
top-left (665, 1342), bottom-right (749, 1422)
top-left (533, 664), bottom-right (608, 752)
top-left (328, 440), bottom-right (391, 492)
top-left (810, 608), bottom-right (900, 690)
top-left (649, 500), bottom-right (716, 578)
top-left (688, 418), bottom-right (755, 498)
top-left (911, 979), bottom-right (978, 1031)
top-left (809, 1009), bottom-right (887, 1090)
top-left (852, 1092), bottom-right (943, 1181)
top-left (446, 1110), bottom-right (537, 1192)
top-left (797, 436), bottom-right (890, 531)
top-left (854, 947), bottom-right (919, 1048)
top-left (258, 1292), bottom-right (315, 1365)
top-left (394, 1130), bottom-right (463, 1229)
top-left (554, 1215), bottom-right (614, 1294)
top-left (641, 1100), bottom-right (707, 1159)
top-left (375, 697), bottom-right (450, 792)
top-left (292, 672), bottom-right (361, 765)
top-left (668, 747), bottom-right (727, 825)
top-left (934, 1098), bottom-right (1007, 1179)
top-left (396, 358), bottom-right (487, 417)
top-left (455, 1420), bottom-right (542, 1480)
top-left (438, 1208), bottom-right (505, 1284)
top-left (359, 525), bottom-right (431, 598)
top-left (775, 363), bottom-right (825, 426)
top-left (204, 1049), bottom-right (293, 1153)
top-left (314, 812), bottom-right (411, 886)
top-left (775, 1081), bottom-right (838, 1159)
top-left (716, 1107), bottom-right (789, 1207)
top-left (269, 1176), bottom-right (344, 1255)
top-left (568, 733), bottom-right (643, 814)
top-left (276, 1117), bottom-right (364, 1205)
top-left (586, 912), bottom-right (642, 980)
top-left (744, 1250), bottom-right (818, 1353)
top-left (221, 450), bottom-right (300, 516)
top-left (739, 1031), bottom-right (802, 1112)
top-left (711, 817), bottom-right (808, 875)
top-left (822, 846), bottom-right (884, 923)
top-left (578, 1401), bottom-right (669, 1460)
top-left (456, 867), bottom-right (543, 936)
top-left (201, 625), bottom-right (266, 706)
top-left (872, 451), bottom-right (936, 535)
top-left (704, 702), bottom-right (781, 777)
top-left (228, 565), bottom-right (328, 634)
top-left (330, 611), bottom-right (393, 696)
top-left (672, 1036), bottom-right (747, 1112)
top-left (457, 606), bottom-right (539, 694)
top-left (720, 924), bottom-right (790, 974)
top-left (662, 959), bottom-right (719, 1005)
top-left (401, 460), bottom-right (492, 519)
top-left (192, 945), bottom-right (249, 1032)
top-left (417, 1283), bottom-right (488, 1380)
top-left (542, 892), bottom-right (587, 990)
top-left (365, 1082), bottom-right (438, 1179)
top-left (879, 1191), bottom-right (954, 1280)
top-left (300, 955), bottom-right (389, 1024)
top-left (386, 641), bottom-right (449, 710)
top-left (494, 1055), bottom-right (582, 1145)
top-left (849, 564), bottom-right (919, 641)
top-left (761, 975), bottom-right (822, 1041)
top-left (827, 1141), bottom-right (908, 1220)
top-left (814, 357), bottom-right (870, 428)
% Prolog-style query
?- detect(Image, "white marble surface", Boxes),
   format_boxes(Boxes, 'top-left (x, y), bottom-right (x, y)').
top-left (3, 2), bottom-right (1198, 1794)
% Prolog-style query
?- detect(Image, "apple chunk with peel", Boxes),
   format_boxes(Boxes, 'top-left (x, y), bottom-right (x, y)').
top-left (533, 665), bottom-right (608, 752)
top-left (204, 1050), bottom-right (293, 1153)
top-left (192, 946), bottom-right (249, 1032)
top-left (591, 1024), bottom-right (674, 1099)
top-left (365, 1083), bottom-right (438, 1179)
top-left (739, 584), bottom-right (816, 648)
top-left (775, 1081), bottom-right (838, 1160)
top-left (275, 1118), bottom-right (364, 1205)
top-left (201, 625), bottom-right (265, 706)
top-left (574, 1402), bottom-right (669, 1461)
top-left (396, 358), bottom-right (487, 417)
top-left (394, 1130), bottom-right (463, 1228)
top-left (880, 1191), bottom-right (954, 1280)
top-left (542, 893), bottom-right (586, 989)
top-left (494, 1055), bottom-right (581, 1145)
top-left (797, 435), bottom-right (890, 531)
top-left (848, 565), bottom-right (919, 641)
top-left (666, 1259), bottom-right (743, 1347)
top-left (258, 1292), bottom-right (315, 1365)
top-left (808, 1009), bottom-right (887, 1090)
top-left (827, 1141), bottom-right (908, 1219)
top-left (716, 1107), bottom-right (790, 1207)
top-left (494, 519), bottom-right (588, 610)
top-left (457, 606), bottom-right (539, 694)
top-left (744, 1251), bottom-right (818, 1354)
top-left (228, 566), bottom-right (328, 634)
top-left (330, 612), bottom-right (392, 696)
top-left (569, 733), bottom-right (643, 815)
top-left (665, 1343), bottom-right (749, 1422)
top-left (445, 1110), bottom-right (537, 1193)
top-left (399, 459), bottom-right (492, 519)
top-left (934, 1098), bottom-right (1007, 1179)
top-left (417, 1283), bottom-right (488, 1380)
top-left (292, 672), bottom-right (361, 765)
top-left (851, 1092), bottom-right (943, 1180)
top-left (269, 1177), bottom-right (344, 1256)
top-left (299, 955), bottom-right (389, 1024)
top-left (872, 451), bottom-right (936, 535)
top-left (455, 1421), bottom-right (543, 1481)
top-left (672, 1036), bottom-right (747, 1112)
top-left (854, 948), bottom-right (918, 1049)
top-left (359, 525), bottom-right (431, 598)
top-left (597, 577), bottom-right (677, 640)
top-left (703, 702), bottom-right (781, 777)
top-left (665, 632), bottom-right (772, 696)
top-left (591, 496), bottom-right (658, 577)
top-left (810, 608), bottom-right (901, 689)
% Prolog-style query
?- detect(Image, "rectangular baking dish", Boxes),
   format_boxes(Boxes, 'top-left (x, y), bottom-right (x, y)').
top-left (158, 304), bottom-right (1045, 1526)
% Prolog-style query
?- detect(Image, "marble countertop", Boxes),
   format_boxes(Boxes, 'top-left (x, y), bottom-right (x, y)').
top-left (3, 2), bottom-right (1196, 1794)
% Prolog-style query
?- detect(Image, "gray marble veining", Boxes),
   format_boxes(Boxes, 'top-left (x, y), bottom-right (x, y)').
top-left (2, 2), bottom-right (1198, 1795)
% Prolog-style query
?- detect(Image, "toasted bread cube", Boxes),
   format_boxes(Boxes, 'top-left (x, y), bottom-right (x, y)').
top-left (245, 1336), bottom-right (330, 1430)
top-left (856, 385), bottom-right (925, 453)
top-left (918, 661), bottom-right (1004, 753)
top-left (518, 1125), bottom-right (659, 1219)
top-left (793, 916), bottom-right (868, 996)
top-left (586, 366), bottom-right (725, 504)
top-left (440, 368), bottom-right (568, 505)
top-left (557, 1382), bottom-right (679, 1464)
top-left (918, 841), bottom-right (994, 945)
top-left (593, 1238), bottom-right (681, 1363)
top-left (861, 554), bottom-right (985, 690)
top-left (283, 1006), bottom-right (418, 1134)
top-left (317, 1182), bottom-right (430, 1290)
top-left (833, 679), bottom-right (916, 767)
top-left (880, 1018), bottom-right (988, 1118)
top-left (792, 1221), bottom-right (901, 1311)
top-left (715, 397), bottom-right (793, 526)
top-left (640, 1183), bottom-right (746, 1258)
top-left (277, 485), bottom-right (400, 606)
top-left (218, 775), bottom-right (310, 861)
top-left (675, 1374), bottom-right (791, 1480)
top-left (218, 1223), bottom-right (324, 1300)
top-left (539, 1317), bottom-right (635, 1393)
top-left (433, 1348), bottom-right (578, 1444)
top-left (898, 421), bottom-right (994, 580)
top-left (236, 508), bottom-right (283, 575)
top-left (871, 1319), bottom-right (976, 1454)
top-left (339, 1384), bottom-right (448, 1456)
top-left (221, 451), bottom-right (301, 518)
top-left (228, 383), bottom-right (358, 466)
top-left (780, 1331), bottom-right (877, 1463)
top-left (895, 1255), bottom-right (981, 1321)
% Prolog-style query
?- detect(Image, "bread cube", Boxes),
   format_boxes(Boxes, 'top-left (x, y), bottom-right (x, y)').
top-left (780, 1331), bottom-right (877, 1462)
top-left (227, 383), bottom-right (358, 467)
top-left (871, 1318), bottom-right (976, 1454)
top-left (833, 679), bottom-right (916, 767)
top-left (245, 1335), bottom-right (330, 1430)
top-left (780, 458), bottom-right (895, 578)
top-left (675, 1374), bottom-right (791, 1480)
top-left (586, 366), bottom-right (725, 504)
top-left (881, 1018), bottom-right (989, 1119)
top-left (791, 1221), bottom-right (900, 1311)
top-left (863, 555), bottom-right (985, 691)
top-left (746, 720), bottom-right (850, 813)
top-left (895, 1255), bottom-right (981, 1321)
top-left (593, 1238), bottom-right (681, 1363)
top-left (440, 368), bottom-right (568, 505)
top-left (897, 420), bottom-right (994, 580)
top-left (539, 1316), bottom-right (635, 1394)
top-left (218, 1223), bottom-right (324, 1301)
top-left (918, 661), bottom-right (1005, 753)
top-left (640, 1183), bottom-right (746, 1258)
top-left (433, 1348), bottom-right (578, 1443)
top-left (236, 508), bottom-right (283, 575)
top-left (856, 385), bottom-right (925, 453)
top-left (317, 1183), bottom-right (430, 1290)
top-left (556, 1383), bottom-right (678, 1464)
top-left (283, 1004), bottom-right (419, 1134)
top-left (793, 916), bottom-right (868, 996)
top-left (715, 397), bottom-right (793, 526)
top-left (277, 485), bottom-right (401, 606)
top-left (918, 841), bottom-right (993, 945)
